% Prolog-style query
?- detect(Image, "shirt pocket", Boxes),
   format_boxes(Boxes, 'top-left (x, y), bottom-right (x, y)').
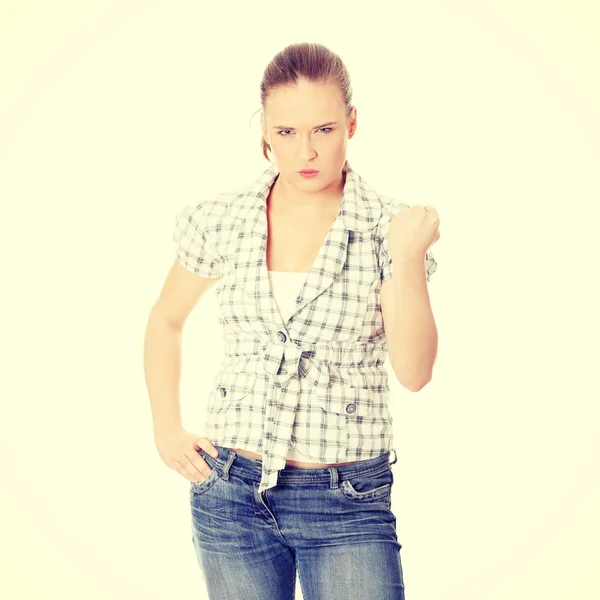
top-left (315, 371), bottom-right (393, 461)
top-left (208, 369), bottom-right (257, 412)
top-left (315, 384), bottom-right (376, 460)
top-left (317, 383), bottom-right (374, 419)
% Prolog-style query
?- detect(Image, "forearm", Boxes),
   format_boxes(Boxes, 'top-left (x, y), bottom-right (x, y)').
top-left (144, 306), bottom-right (184, 433)
top-left (390, 255), bottom-right (438, 390)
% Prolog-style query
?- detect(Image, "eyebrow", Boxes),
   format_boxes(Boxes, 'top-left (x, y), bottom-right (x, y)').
top-left (272, 121), bottom-right (338, 129)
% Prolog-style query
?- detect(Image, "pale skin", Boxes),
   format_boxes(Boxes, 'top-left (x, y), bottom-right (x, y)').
top-left (145, 78), bottom-right (434, 483)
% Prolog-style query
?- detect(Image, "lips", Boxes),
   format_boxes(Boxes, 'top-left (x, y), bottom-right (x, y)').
top-left (299, 170), bottom-right (318, 174)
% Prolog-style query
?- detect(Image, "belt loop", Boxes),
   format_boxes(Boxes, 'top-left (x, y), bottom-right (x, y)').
top-left (328, 466), bottom-right (340, 489)
top-left (389, 448), bottom-right (397, 465)
top-left (220, 450), bottom-right (235, 480)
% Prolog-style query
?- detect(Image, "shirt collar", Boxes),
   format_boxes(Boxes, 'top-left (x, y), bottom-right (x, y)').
top-left (233, 160), bottom-right (382, 331)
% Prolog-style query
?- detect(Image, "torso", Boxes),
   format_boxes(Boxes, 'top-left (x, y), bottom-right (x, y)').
top-left (233, 175), bottom-right (359, 468)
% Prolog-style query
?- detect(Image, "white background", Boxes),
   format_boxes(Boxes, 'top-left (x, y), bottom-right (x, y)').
top-left (1, 1), bottom-right (599, 598)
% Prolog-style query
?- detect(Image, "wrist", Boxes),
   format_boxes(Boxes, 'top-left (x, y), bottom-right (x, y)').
top-left (392, 253), bottom-right (427, 287)
top-left (391, 251), bottom-right (425, 266)
top-left (153, 421), bottom-right (183, 435)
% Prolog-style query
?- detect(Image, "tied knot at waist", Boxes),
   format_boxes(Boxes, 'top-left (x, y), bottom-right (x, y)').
top-left (262, 338), bottom-right (329, 389)
top-left (222, 337), bottom-right (386, 390)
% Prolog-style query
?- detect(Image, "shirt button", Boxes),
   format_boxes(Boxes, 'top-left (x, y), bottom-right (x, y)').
top-left (277, 331), bottom-right (287, 343)
top-left (345, 403), bottom-right (356, 414)
top-left (218, 387), bottom-right (227, 397)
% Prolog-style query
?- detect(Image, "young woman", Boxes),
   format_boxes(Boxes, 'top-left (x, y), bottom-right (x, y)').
top-left (145, 42), bottom-right (439, 600)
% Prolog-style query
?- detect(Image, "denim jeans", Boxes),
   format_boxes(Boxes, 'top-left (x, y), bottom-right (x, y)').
top-left (190, 444), bottom-right (405, 599)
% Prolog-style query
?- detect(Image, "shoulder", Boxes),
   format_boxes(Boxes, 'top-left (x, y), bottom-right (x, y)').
top-left (378, 194), bottom-right (411, 221)
top-left (178, 182), bottom-right (250, 232)
top-left (374, 194), bottom-right (411, 239)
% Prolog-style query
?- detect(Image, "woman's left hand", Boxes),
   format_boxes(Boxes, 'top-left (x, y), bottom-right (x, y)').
top-left (388, 205), bottom-right (440, 260)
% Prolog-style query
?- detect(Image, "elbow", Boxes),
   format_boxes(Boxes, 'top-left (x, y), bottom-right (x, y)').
top-left (403, 377), bottom-right (431, 392)
top-left (390, 353), bottom-right (435, 392)
top-left (395, 367), bottom-right (432, 392)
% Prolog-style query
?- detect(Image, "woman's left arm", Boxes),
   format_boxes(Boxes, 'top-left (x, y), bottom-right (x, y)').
top-left (382, 257), bottom-right (438, 391)
top-left (381, 205), bottom-right (440, 391)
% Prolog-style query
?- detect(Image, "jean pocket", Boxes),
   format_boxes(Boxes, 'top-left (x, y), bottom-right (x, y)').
top-left (190, 465), bottom-right (221, 495)
top-left (338, 466), bottom-right (393, 503)
top-left (190, 452), bottom-right (221, 496)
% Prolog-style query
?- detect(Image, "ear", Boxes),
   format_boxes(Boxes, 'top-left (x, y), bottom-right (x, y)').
top-left (348, 106), bottom-right (358, 138)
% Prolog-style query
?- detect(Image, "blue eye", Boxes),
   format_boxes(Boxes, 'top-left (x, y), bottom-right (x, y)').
top-left (278, 127), bottom-right (333, 136)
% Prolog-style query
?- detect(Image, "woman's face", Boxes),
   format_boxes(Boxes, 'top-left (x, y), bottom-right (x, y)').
top-left (261, 79), bottom-right (357, 200)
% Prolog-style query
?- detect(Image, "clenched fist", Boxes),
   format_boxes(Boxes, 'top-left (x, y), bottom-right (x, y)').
top-left (388, 205), bottom-right (440, 260)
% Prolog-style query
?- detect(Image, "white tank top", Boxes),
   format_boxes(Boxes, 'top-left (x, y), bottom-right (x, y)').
top-left (267, 270), bottom-right (330, 463)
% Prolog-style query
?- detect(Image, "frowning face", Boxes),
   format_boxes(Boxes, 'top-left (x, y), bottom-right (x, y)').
top-left (261, 78), bottom-right (357, 205)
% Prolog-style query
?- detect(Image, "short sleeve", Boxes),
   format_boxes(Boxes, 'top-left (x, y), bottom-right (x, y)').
top-left (379, 205), bottom-right (438, 284)
top-left (173, 203), bottom-right (223, 279)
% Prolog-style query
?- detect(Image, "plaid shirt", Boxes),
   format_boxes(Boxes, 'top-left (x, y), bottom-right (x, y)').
top-left (173, 161), bottom-right (437, 494)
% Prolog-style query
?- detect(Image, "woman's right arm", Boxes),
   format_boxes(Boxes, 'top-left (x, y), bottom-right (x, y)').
top-left (144, 259), bottom-right (220, 435)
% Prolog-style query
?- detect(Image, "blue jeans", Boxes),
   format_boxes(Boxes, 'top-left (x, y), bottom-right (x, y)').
top-left (190, 444), bottom-right (405, 599)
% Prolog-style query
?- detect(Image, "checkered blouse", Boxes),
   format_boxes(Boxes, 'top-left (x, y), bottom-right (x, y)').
top-left (173, 161), bottom-right (437, 494)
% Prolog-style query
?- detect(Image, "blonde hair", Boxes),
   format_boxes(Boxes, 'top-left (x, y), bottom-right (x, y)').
top-left (250, 42), bottom-right (353, 174)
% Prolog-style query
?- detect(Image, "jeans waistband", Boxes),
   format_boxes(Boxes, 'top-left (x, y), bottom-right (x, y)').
top-left (198, 444), bottom-right (397, 487)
